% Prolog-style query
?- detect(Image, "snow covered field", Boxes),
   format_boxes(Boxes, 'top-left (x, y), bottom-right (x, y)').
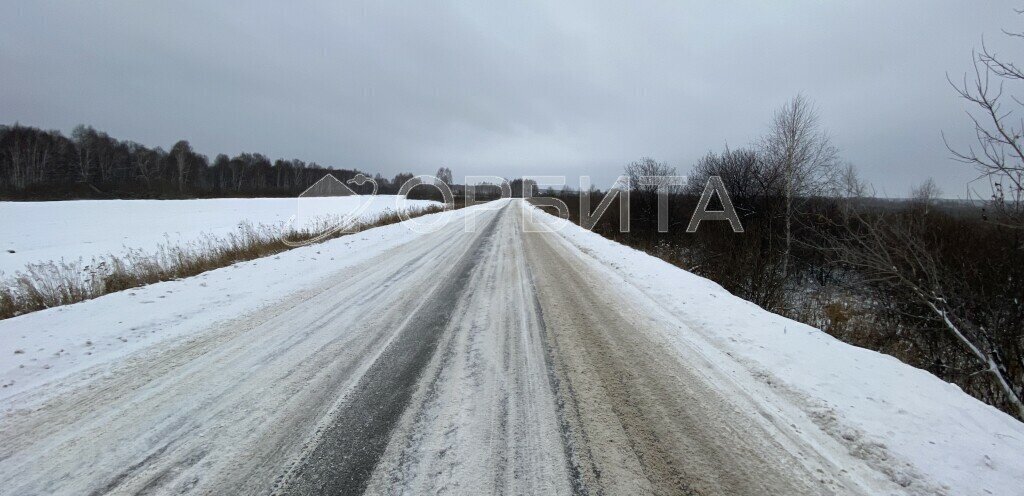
top-left (0, 196), bottom-right (440, 277)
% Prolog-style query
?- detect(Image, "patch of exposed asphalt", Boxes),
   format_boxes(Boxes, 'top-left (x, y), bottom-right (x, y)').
top-left (279, 206), bottom-right (505, 495)
top-left (358, 207), bottom-right (572, 495)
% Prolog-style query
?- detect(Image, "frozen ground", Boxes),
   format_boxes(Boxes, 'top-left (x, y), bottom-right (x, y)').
top-left (0, 199), bottom-right (1020, 495)
top-left (0, 196), bottom-right (439, 277)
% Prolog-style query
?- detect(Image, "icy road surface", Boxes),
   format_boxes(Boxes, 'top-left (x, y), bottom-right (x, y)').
top-left (1, 200), bottom-right (1022, 495)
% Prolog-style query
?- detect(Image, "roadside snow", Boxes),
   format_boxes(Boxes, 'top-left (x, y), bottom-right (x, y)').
top-left (0, 196), bottom-right (439, 277)
top-left (526, 203), bottom-right (1024, 496)
top-left (4, 199), bottom-right (1020, 496)
top-left (0, 202), bottom-right (475, 406)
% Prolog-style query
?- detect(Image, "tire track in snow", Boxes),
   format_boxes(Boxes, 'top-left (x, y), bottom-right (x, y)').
top-left (522, 210), bottom-right (864, 495)
top-left (1, 201), bottom-right (911, 495)
top-left (0, 205), bottom-right (498, 495)
top-left (361, 204), bottom-right (573, 496)
top-left (279, 206), bottom-right (505, 495)
top-left (525, 258), bottom-right (599, 496)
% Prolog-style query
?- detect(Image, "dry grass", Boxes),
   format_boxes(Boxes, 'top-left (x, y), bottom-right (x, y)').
top-left (0, 204), bottom-right (447, 320)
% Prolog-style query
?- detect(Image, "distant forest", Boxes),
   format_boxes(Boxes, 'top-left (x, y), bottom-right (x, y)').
top-left (0, 123), bottom-right (417, 199)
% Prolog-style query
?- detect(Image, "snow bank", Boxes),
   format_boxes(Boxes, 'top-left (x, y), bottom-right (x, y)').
top-left (0, 201), bottom-right (480, 406)
top-left (0, 196), bottom-right (439, 277)
top-left (527, 203), bottom-right (1024, 496)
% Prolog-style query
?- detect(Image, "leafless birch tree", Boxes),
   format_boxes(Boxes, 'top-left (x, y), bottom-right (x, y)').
top-left (762, 95), bottom-right (839, 276)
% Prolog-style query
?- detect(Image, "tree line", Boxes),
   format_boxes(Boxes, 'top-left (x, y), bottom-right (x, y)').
top-left (532, 10), bottom-right (1024, 419)
top-left (540, 86), bottom-right (1022, 419)
top-left (0, 124), bottom-right (426, 199)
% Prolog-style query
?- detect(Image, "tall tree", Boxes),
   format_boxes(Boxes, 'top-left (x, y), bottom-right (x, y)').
top-left (170, 140), bottom-right (197, 193)
top-left (761, 94), bottom-right (839, 276)
top-left (435, 166), bottom-right (453, 187)
top-left (393, 172), bottom-right (414, 191)
top-left (623, 157), bottom-right (678, 231)
top-left (946, 8), bottom-right (1024, 228)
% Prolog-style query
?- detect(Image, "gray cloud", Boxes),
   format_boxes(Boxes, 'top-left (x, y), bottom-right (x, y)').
top-left (1, 0), bottom-right (1019, 197)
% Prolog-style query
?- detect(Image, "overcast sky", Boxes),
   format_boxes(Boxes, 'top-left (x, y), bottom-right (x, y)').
top-left (2, 1), bottom-right (1020, 197)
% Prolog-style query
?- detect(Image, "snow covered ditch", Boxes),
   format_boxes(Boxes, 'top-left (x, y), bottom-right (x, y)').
top-left (0, 196), bottom-right (441, 278)
top-left (525, 203), bottom-right (1024, 496)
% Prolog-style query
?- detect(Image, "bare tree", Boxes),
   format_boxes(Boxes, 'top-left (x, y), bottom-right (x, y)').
top-left (93, 131), bottom-right (117, 183)
top-left (822, 203), bottom-right (1024, 418)
top-left (624, 157), bottom-right (677, 193)
top-left (946, 9), bottom-right (1024, 228)
top-left (435, 166), bottom-right (453, 187)
top-left (393, 172), bottom-right (414, 189)
top-left (837, 163), bottom-right (870, 199)
top-left (3, 125), bottom-right (53, 190)
top-left (688, 147), bottom-right (781, 203)
top-left (128, 142), bottom-right (158, 187)
top-left (624, 157), bottom-right (678, 226)
top-left (761, 95), bottom-right (839, 275)
top-left (910, 178), bottom-right (942, 215)
top-left (170, 140), bottom-right (193, 193)
top-left (71, 125), bottom-right (94, 183)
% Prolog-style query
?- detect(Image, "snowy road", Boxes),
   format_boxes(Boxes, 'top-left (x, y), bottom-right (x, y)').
top-left (0, 200), bottom-right (1020, 495)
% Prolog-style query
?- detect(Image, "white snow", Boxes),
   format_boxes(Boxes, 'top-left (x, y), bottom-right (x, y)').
top-left (2, 199), bottom-right (1021, 496)
top-left (525, 203), bottom-right (1024, 496)
top-left (0, 196), bottom-right (439, 277)
top-left (0, 201), bottom-right (472, 405)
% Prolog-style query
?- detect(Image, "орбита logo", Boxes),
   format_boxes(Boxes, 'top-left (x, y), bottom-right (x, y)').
top-left (280, 173), bottom-right (379, 247)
